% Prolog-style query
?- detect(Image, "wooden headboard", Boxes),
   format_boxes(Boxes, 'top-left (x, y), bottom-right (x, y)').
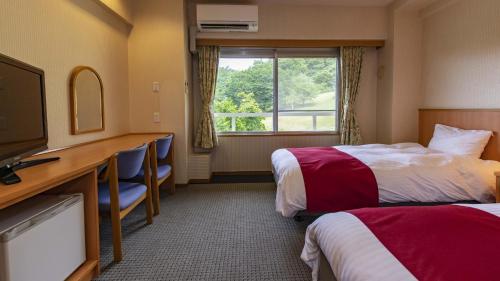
top-left (419, 109), bottom-right (500, 161)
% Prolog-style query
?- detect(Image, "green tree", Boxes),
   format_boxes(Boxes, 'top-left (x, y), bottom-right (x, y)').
top-left (214, 98), bottom-right (238, 132)
top-left (214, 92), bottom-right (266, 132)
top-left (278, 58), bottom-right (336, 110)
top-left (235, 92), bottom-right (266, 131)
top-left (216, 60), bottom-right (273, 112)
top-left (213, 57), bottom-right (337, 130)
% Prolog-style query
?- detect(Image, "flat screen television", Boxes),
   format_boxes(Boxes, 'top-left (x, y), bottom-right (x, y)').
top-left (0, 53), bottom-right (48, 169)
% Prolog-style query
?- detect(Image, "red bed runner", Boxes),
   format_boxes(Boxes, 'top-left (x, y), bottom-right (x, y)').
top-left (349, 205), bottom-right (500, 281)
top-left (287, 147), bottom-right (378, 213)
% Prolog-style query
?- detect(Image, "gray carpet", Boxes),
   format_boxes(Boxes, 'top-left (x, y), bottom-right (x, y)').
top-left (94, 183), bottom-right (311, 281)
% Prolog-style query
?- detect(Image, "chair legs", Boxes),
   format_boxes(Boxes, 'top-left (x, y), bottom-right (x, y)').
top-left (167, 175), bottom-right (175, 194)
top-left (110, 207), bottom-right (123, 262)
top-left (108, 156), bottom-right (123, 262)
top-left (145, 185), bottom-right (154, 225)
top-left (151, 177), bottom-right (160, 216)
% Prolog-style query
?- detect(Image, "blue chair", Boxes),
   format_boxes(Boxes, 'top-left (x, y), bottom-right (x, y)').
top-left (134, 135), bottom-right (174, 216)
top-left (98, 143), bottom-right (154, 262)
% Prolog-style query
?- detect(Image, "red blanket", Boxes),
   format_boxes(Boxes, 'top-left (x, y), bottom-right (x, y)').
top-left (350, 205), bottom-right (500, 281)
top-left (287, 147), bottom-right (378, 213)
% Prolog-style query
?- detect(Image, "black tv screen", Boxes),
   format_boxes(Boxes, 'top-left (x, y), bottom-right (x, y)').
top-left (0, 54), bottom-right (48, 168)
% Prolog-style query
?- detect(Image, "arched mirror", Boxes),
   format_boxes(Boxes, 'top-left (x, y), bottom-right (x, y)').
top-left (70, 66), bottom-right (104, 135)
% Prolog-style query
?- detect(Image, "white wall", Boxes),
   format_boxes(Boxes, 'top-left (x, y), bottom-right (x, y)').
top-left (421, 0), bottom-right (500, 108)
top-left (0, 0), bottom-right (130, 149)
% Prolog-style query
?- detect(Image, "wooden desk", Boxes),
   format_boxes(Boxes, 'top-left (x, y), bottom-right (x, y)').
top-left (0, 133), bottom-right (171, 281)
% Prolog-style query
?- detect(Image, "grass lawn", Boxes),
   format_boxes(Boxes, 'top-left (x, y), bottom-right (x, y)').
top-left (263, 116), bottom-right (335, 131)
top-left (265, 92), bottom-right (337, 131)
top-left (216, 92), bottom-right (337, 132)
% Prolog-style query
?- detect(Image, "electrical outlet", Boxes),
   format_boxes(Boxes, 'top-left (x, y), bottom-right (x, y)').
top-left (153, 112), bottom-right (160, 123)
top-left (152, 82), bottom-right (160, 93)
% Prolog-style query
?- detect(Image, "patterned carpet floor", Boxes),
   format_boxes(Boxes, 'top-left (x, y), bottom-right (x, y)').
top-left (94, 183), bottom-right (312, 281)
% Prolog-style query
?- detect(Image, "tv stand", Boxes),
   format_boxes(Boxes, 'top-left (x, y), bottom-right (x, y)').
top-left (0, 157), bottom-right (60, 185)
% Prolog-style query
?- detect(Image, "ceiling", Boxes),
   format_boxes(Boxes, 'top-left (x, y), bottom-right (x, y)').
top-left (195, 0), bottom-right (395, 7)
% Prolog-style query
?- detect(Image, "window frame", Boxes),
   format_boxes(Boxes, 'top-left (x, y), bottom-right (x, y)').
top-left (215, 47), bottom-right (341, 136)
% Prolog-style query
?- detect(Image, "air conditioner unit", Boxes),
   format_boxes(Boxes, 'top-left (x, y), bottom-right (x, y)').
top-left (197, 5), bottom-right (258, 32)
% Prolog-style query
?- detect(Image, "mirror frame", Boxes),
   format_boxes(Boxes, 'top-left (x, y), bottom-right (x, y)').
top-left (69, 66), bottom-right (105, 135)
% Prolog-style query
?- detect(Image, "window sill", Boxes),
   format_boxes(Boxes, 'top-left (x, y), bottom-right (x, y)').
top-left (217, 131), bottom-right (339, 137)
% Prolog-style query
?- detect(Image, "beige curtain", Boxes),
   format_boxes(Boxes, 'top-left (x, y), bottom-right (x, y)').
top-left (339, 47), bottom-right (364, 145)
top-left (195, 46), bottom-right (220, 149)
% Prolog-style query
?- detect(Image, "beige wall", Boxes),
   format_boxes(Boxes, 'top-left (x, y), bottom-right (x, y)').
top-left (421, 0), bottom-right (500, 108)
top-left (376, 0), bottom-right (428, 144)
top-left (390, 9), bottom-right (423, 143)
top-left (0, 0), bottom-right (130, 149)
top-left (212, 135), bottom-right (338, 172)
top-left (192, 2), bottom-right (388, 40)
top-left (375, 9), bottom-right (394, 144)
top-left (99, 0), bottom-right (134, 23)
top-left (357, 48), bottom-right (379, 144)
top-left (189, 2), bottom-right (385, 173)
top-left (128, 0), bottom-right (190, 183)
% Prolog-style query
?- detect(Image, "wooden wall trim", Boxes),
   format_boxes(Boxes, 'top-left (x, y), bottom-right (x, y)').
top-left (196, 38), bottom-right (385, 48)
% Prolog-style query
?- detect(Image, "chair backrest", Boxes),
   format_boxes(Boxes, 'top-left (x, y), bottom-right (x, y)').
top-left (116, 143), bottom-right (148, 179)
top-left (156, 135), bottom-right (173, 160)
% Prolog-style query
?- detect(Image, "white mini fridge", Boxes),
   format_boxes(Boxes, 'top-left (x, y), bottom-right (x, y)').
top-left (0, 194), bottom-right (86, 281)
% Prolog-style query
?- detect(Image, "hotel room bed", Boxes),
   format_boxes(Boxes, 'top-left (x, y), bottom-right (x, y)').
top-left (272, 109), bottom-right (500, 217)
top-left (272, 142), bottom-right (500, 217)
top-left (301, 203), bottom-right (500, 281)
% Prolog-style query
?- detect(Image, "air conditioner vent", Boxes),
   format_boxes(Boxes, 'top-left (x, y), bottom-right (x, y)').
top-left (197, 5), bottom-right (258, 33)
top-left (200, 23), bottom-right (251, 31)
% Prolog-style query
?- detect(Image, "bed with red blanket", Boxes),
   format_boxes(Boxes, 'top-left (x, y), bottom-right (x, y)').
top-left (271, 143), bottom-right (500, 217)
top-left (301, 203), bottom-right (500, 281)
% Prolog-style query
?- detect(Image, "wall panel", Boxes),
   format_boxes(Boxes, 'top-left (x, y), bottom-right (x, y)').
top-left (0, 0), bottom-right (130, 149)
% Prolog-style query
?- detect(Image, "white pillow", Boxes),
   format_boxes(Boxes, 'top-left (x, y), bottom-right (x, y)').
top-left (428, 124), bottom-right (492, 158)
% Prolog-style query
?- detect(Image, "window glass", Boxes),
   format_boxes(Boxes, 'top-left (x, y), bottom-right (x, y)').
top-left (213, 48), bottom-right (338, 133)
top-left (214, 58), bottom-right (273, 132)
top-left (278, 57), bottom-right (337, 131)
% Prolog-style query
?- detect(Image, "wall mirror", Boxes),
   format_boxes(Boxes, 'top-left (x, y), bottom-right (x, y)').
top-left (70, 66), bottom-right (104, 135)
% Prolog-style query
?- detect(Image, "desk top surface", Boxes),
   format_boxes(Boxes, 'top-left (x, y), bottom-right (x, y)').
top-left (0, 133), bottom-right (170, 209)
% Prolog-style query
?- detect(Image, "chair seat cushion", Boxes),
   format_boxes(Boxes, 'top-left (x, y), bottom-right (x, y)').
top-left (136, 164), bottom-right (172, 179)
top-left (98, 182), bottom-right (147, 211)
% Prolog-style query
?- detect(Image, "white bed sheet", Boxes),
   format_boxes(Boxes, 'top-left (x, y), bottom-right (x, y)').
top-left (301, 204), bottom-right (500, 281)
top-left (272, 143), bottom-right (500, 217)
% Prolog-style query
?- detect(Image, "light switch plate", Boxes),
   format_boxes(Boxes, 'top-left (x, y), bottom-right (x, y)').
top-left (153, 112), bottom-right (160, 123)
top-left (152, 82), bottom-right (160, 93)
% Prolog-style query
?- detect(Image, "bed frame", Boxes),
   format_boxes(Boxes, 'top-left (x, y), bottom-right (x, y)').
top-left (318, 251), bottom-right (337, 281)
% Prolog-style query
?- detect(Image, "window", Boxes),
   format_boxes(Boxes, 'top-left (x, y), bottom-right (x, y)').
top-left (214, 48), bottom-right (339, 133)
